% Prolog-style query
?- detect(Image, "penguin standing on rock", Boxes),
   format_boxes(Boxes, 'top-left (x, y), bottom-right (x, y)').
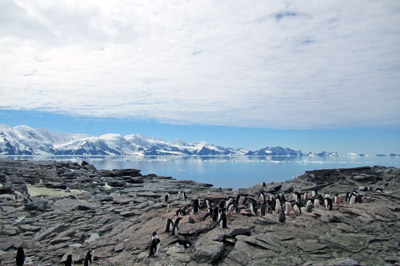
top-left (217, 208), bottom-right (228, 228)
top-left (149, 238), bottom-right (161, 257)
top-left (172, 218), bottom-right (182, 236)
top-left (16, 247), bottom-right (25, 266)
top-left (192, 199), bottom-right (200, 214)
top-left (165, 219), bottom-right (174, 233)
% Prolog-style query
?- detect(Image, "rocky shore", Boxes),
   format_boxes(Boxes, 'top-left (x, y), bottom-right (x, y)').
top-left (0, 158), bottom-right (400, 265)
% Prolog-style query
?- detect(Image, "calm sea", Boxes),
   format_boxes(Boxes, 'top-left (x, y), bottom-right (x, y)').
top-left (9, 155), bottom-right (400, 190)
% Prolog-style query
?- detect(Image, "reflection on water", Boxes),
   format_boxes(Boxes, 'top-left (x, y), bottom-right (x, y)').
top-left (4, 155), bottom-right (400, 190)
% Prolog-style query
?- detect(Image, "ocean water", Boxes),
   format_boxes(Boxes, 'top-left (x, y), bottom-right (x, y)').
top-left (10, 155), bottom-right (400, 190)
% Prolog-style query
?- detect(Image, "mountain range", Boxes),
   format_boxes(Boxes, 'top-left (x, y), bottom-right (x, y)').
top-left (0, 124), bottom-right (311, 156)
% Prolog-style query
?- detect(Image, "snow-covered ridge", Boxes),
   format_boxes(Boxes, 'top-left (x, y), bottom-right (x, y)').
top-left (0, 123), bottom-right (351, 157)
top-left (0, 124), bottom-right (247, 156)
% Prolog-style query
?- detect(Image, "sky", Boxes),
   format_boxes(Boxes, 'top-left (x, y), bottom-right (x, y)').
top-left (0, 0), bottom-right (399, 155)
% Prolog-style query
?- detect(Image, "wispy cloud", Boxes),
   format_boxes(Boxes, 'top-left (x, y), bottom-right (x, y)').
top-left (0, 0), bottom-right (399, 129)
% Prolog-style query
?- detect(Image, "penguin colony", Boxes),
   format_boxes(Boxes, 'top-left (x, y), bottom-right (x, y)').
top-left (13, 186), bottom-right (379, 264)
top-left (147, 186), bottom-right (375, 258)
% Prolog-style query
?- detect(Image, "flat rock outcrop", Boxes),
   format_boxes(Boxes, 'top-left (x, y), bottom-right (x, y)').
top-left (0, 158), bottom-right (399, 265)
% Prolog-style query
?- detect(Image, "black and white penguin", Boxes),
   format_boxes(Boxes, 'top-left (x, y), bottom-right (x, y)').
top-left (227, 202), bottom-right (239, 214)
top-left (259, 192), bottom-right (266, 203)
top-left (260, 202), bottom-right (266, 216)
top-left (169, 238), bottom-right (192, 248)
top-left (165, 194), bottom-right (169, 202)
top-left (303, 192), bottom-right (309, 201)
top-left (217, 208), bottom-right (228, 228)
top-left (212, 207), bottom-right (219, 222)
top-left (151, 231), bottom-right (159, 241)
top-left (172, 218), bottom-right (182, 236)
top-left (263, 182), bottom-right (266, 187)
top-left (192, 199), bottom-right (200, 214)
top-left (149, 238), bottom-right (161, 257)
top-left (274, 198), bottom-right (282, 214)
top-left (203, 207), bottom-right (212, 221)
top-left (201, 198), bottom-right (211, 209)
top-left (375, 188), bottom-right (384, 193)
top-left (311, 190), bottom-right (317, 198)
top-left (279, 210), bottom-right (286, 223)
top-left (176, 208), bottom-right (187, 216)
top-left (16, 247), bottom-right (25, 266)
top-left (83, 249), bottom-right (92, 266)
top-left (65, 255), bottom-right (73, 266)
top-left (249, 201), bottom-right (257, 216)
top-left (334, 193), bottom-right (340, 204)
top-left (284, 201), bottom-right (292, 215)
top-left (165, 219), bottom-right (174, 233)
top-left (325, 197), bottom-right (333, 210)
top-left (349, 193), bottom-right (356, 205)
top-left (305, 199), bottom-right (313, 213)
top-left (293, 192), bottom-right (301, 203)
top-left (182, 191), bottom-right (187, 200)
top-left (293, 202), bottom-right (302, 216)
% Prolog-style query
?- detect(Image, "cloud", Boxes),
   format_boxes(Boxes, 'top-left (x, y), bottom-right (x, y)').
top-left (0, 0), bottom-right (400, 129)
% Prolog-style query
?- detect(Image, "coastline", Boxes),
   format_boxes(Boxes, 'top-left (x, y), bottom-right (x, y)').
top-left (1, 158), bottom-right (400, 265)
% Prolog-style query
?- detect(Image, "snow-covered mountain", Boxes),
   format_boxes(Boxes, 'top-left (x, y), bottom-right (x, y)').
top-left (0, 124), bottom-right (247, 156)
top-left (0, 124), bottom-right (309, 156)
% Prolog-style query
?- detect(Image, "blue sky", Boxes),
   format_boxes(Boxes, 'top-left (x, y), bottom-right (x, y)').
top-left (0, 1), bottom-right (399, 155)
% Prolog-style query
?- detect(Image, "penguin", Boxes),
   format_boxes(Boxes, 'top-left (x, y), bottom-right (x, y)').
top-left (284, 201), bottom-right (292, 215)
top-left (172, 217), bottom-right (182, 236)
top-left (15, 247), bottom-right (25, 266)
top-left (263, 182), bottom-right (266, 187)
top-left (217, 208), bottom-right (228, 228)
top-left (176, 208), bottom-right (187, 216)
top-left (227, 202), bottom-right (239, 214)
top-left (219, 200), bottom-right (226, 209)
top-left (226, 197), bottom-right (234, 208)
top-left (203, 207), bottom-right (212, 221)
top-left (325, 197), bottom-right (333, 210)
top-left (259, 192), bottom-right (266, 203)
top-left (305, 199), bottom-right (314, 213)
top-left (311, 190), bottom-right (317, 198)
top-left (192, 199), bottom-right (200, 214)
top-left (314, 197), bottom-right (322, 208)
top-left (274, 198), bottom-right (282, 214)
top-left (212, 207), bottom-right (219, 222)
top-left (151, 231), bottom-right (159, 241)
top-left (334, 193), bottom-right (340, 204)
top-left (260, 202), bottom-right (266, 216)
top-left (65, 255), bottom-right (73, 266)
top-left (201, 198), bottom-right (210, 209)
top-left (169, 238), bottom-right (192, 248)
top-left (293, 192), bottom-right (301, 203)
top-left (293, 202), bottom-right (302, 216)
top-left (349, 194), bottom-right (356, 205)
top-left (182, 191), bottom-right (187, 200)
top-left (249, 202), bottom-right (257, 216)
top-left (83, 249), bottom-right (92, 266)
top-left (303, 192), bottom-right (309, 201)
top-left (165, 194), bottom-right (169, 202)
top-left (177, 191), bottom-right (181, 199)
top-left (375, 188), bottom-right (384, 193)
top-left (167, 203), bottom-right (170, 213)
top-left (148, 238), bottom-right (161, 257)
top-left (165, 219), bottom-right (174, 233)
top-left (279, 210), bottom-right (286, 223)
